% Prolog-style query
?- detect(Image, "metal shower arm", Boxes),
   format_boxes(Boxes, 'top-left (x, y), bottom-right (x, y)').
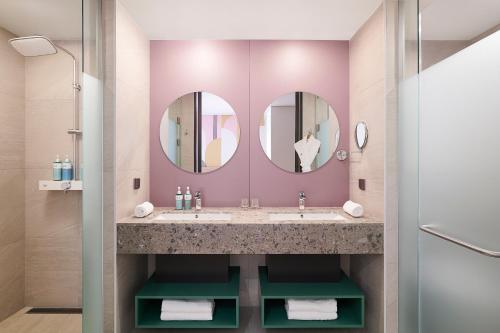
top-left (55, 43), bottom-right (82, 180)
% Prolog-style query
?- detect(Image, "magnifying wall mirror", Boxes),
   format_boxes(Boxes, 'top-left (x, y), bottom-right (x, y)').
top-left (160, 92), bottom-right (240, 173)
top-left (355, 121), bottom-right (368, 150)
top-left (259, 92), bottom-right (340, 173)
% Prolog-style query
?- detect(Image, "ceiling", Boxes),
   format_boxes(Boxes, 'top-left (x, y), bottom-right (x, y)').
top-left (0, 0), bottom-right (81, 40)
top-left (2, 0), bottom-right (497, 42)
top-left (120, 0), bottom-right (382, 40)
top-left (421, 0), bottom-right (500, 40)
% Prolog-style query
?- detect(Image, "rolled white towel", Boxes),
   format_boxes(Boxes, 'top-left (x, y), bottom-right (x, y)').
top-left (160, 311), bottom-right (213, 321)
top-left (285, 299), bottom-right (337, 313)
top-left (343, 200), bottom-right (364, 218)
top-left (134, 201), bottom-right (154, 218)
top-left (285, 305), bottom-right (338, 321)
top-left (161, 299), bottom-right (214, 314)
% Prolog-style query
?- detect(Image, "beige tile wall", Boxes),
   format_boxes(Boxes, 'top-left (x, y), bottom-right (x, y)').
top-left (114, 0), bottom-right (151, 332)
top-left (349, 6), bottom-right (386, 333)
top-left (0, 27), bottom-right (25, 322)
top-left (349, 6), bottom-right (385, 219)
top-left (384, 1), bottom-right (399, 332)
top-left (103, 0), bottom-right (118, 330)
top-left (24, 40), bottom-right (82, 307)
top-left (115, 0), bottom-right (150, 219)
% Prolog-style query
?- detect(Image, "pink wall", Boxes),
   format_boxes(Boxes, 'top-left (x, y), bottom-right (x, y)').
top-left (150, 40), bottom-right (349, 207)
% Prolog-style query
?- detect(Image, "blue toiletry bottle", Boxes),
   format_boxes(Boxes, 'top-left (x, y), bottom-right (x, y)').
top-left (175, 186), bottom-right (183, 210)
top-left (184, 186), bottom-right (192, 210)
top-left (62, 155), bottom-right (73, 181)
top-left (53, 155), bottom-right (62, 181)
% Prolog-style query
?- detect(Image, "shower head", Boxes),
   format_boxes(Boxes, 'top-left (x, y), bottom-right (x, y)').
top-left (8, 35), bottom-right (58, 57)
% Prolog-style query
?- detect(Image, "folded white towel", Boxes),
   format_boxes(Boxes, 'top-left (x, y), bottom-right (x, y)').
top-left (285, 305), bottom-right (338, 321)
top-left (343, 200), bottom-right (364, 218)
top-left (285, 299), bottom-right (337, 313)
top-left (160, 311), bottom-right (213, 321)
top-left (134, 201), bottom-right (154, 218)
top-left (161, 299), bottom-right (214, 314)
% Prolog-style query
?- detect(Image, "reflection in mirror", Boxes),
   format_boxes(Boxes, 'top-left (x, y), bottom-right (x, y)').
top-left (160, 92), bottom-right (240, 173)
top-left (355, 121), bottom-right (368, 150)
top-left (259, 92), bottom-right (340, 173)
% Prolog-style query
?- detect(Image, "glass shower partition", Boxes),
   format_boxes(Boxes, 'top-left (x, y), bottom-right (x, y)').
top-left (399, 0), bottom-right (500, 332)
top-left (418, 21), bottom-right (500, 333)
top-left (82, 0), bottom-right (105, 332)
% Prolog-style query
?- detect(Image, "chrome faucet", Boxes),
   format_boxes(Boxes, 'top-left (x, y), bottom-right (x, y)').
top-left (298, 191), bottom-right (306, 211)
top-left (194, 191), bottom-right (202, 211)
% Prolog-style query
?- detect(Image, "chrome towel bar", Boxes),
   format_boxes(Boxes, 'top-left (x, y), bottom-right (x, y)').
top-left (419, 225), bottom-right (500, 258)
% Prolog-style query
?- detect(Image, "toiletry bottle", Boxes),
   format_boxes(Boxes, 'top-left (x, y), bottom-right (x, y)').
top-left (62, 155), bottom-right (73, 181)
top-left (52, 155), bottom-right (62, 181)
top-left (175, 186), bottom-right (183, 210)
top-left (184, 186), bottom-right (192, 210)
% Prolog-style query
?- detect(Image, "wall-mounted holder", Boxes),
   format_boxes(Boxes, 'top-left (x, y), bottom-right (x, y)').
top-left (336, 150), bottom-right (348, 161)
top-left (135, 266), bottom-right (240, 329)
top-left (259, 266), bottom-right (364, 329)
top-left (38, 180), bottom-right (82, 191)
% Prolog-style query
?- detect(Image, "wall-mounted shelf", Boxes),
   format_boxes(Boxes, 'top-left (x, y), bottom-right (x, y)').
top-left (259, 266), bottom-right (364, 329)
top-left (135, 266), bottom-right (240, 329)
top-left (38, 180), bottom-right (82, 191)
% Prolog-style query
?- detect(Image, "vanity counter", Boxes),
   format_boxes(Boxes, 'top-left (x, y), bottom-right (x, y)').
top-left (117, 207), bottom-right (383, 254)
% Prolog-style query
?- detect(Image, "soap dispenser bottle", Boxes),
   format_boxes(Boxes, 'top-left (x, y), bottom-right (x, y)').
top-left (52, 155), bottom-right (62, 181)
top-left (62, 155), bottom-right (73, 181)
top-left (184, 186), bottom-right (192, 210)
top-left (175, 186), bottom-right (183, 210)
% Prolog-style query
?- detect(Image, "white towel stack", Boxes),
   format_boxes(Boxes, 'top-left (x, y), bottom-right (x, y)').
top-left (160, 299), bottom-right (215, 321)
top-left (342, 200), bottom-right (364, 218)
top-left (134, 201), bottom-right (154, 218)
top-left (285, 299), bottom-right (338, 321)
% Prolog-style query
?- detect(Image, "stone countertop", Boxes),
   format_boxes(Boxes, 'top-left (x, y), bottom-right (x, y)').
top-left (117, 207), bottom-right (383, 254)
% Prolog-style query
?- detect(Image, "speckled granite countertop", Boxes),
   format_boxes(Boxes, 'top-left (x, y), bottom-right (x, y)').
top-left (117, 207), bottom-right (383, 254)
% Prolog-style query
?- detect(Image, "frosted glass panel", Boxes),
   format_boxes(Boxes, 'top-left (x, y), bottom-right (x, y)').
top-left (420, 31), bottom-right (500, 244)
top-left (420, 235), bottom-right (500, 333)
top-left (82, 0), bottom-right (104, 332)
top-left (82, 73), bottom-right (103, 333)
top-left (419, 31), bottom-right (500, 333)
top-left (398, 76), bottom-right (419, 333)
top-left (397, 0), bottom-right (420, 331)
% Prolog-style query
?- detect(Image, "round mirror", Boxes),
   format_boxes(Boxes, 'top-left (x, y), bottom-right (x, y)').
top-left (259, 92), bottom-right (340, 173)
top-left (355, 121), bottom-right (368, 150)
top-left (160, 92), bottom-right (240, 173)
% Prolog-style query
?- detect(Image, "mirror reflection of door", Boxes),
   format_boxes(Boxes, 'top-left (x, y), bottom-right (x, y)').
top-left (160, 92), bottom-right (240, 173)
top-left (259, 92), bottom-right (340, 173)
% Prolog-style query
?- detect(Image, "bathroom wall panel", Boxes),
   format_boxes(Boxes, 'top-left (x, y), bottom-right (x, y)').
top-left (0, 27), bottom-right (25, 321)
top-left (249, 40), bottom-right (350, 206)
top-left (348, 7), bottom-right (386, 333)
top-left (103, 0), bottom-right (117, 331)
top-left (385, 1), bottom-right (399, 333)
top-left (24, 40), bottom-right (82, 307)
top-left (349, 6), bottom-right (385, 218)
top-left (116, 0), bottom-right (150, 219)
top-left (0, 171), bottom-right (25, 319)
top-left (115, 1), bottom-right (151, 332)
top-left (150, 40), bottom-right (350, 207)
top-left (150, 40), bottom-right (251, 207)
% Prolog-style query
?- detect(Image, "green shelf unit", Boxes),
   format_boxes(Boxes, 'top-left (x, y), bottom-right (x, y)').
top-left (258, 266), bottom-right (364, 329)
top-left (135, 266), bottom-right (240, 329)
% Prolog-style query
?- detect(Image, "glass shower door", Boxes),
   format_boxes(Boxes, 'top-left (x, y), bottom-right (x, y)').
top-left (418, 2), bottom-right (500, 332)
top-left (82, 0), bottom-right (105, 332)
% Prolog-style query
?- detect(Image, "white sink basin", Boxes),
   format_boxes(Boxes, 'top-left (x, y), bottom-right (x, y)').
top-left (154, 212), bottom-right (232, 221)
top-left (268, 212), bottom-right (346, 221)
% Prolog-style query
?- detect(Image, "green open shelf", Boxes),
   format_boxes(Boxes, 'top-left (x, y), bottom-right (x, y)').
top-left (259, 266), bottom-right (364, 329)
top-left (135, 266), bottom-right (240, 329)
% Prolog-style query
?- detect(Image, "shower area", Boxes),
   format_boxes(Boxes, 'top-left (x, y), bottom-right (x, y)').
top-left (0, 0), bottom-right (103, 331)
